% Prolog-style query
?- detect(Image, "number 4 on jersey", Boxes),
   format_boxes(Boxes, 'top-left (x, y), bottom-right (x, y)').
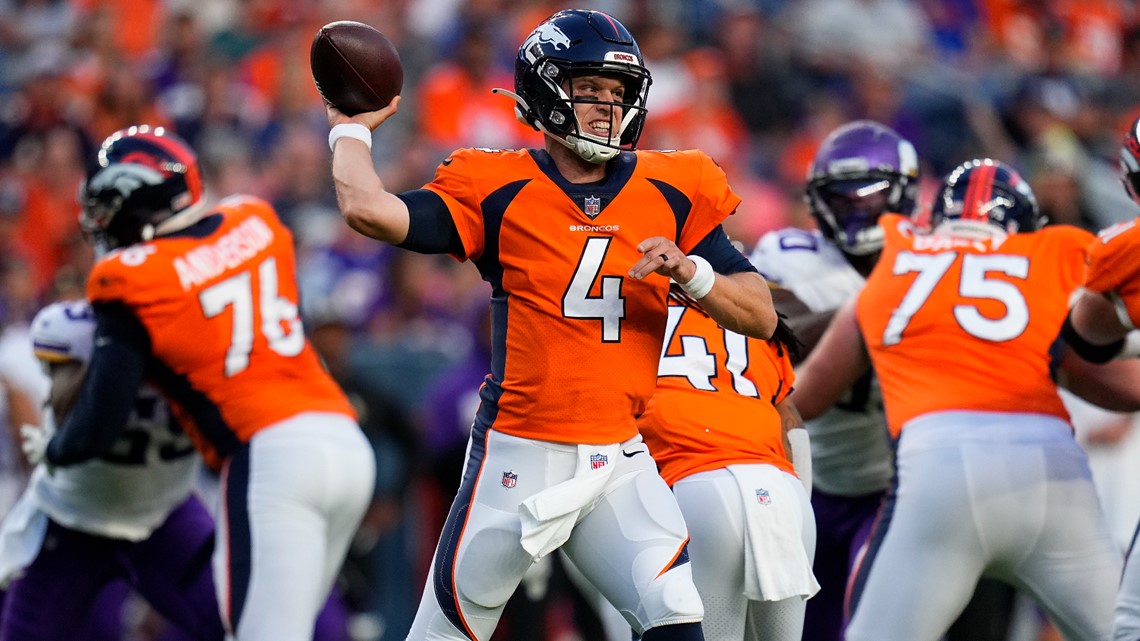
top-left (563, 237), bottom-right (626, 342)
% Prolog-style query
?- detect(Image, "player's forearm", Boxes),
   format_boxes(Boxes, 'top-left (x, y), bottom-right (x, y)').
top-left (1069, 290), bottom-right (1131, 345)
top-left (768, 287), bottom-right (834, 363)
top-left (698, 271), bottom-right (778, 339)
top-left (331, 141), bottom-right (410, 244)
top-left (791, 300), bottom-right (872, 421)
top-left (46, 344), bottom-right (140, 466)
top-left (1058, 350), bottom-right (1140, 412)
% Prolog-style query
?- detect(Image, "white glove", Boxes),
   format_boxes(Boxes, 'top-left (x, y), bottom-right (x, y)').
top-left (19, 413), bottom-right (55, 467)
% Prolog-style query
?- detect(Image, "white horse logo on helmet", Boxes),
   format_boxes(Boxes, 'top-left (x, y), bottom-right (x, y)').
top-left (88, 164), bottom-right (166, 201)
top-left (524, 23), bottom-right (571, 53)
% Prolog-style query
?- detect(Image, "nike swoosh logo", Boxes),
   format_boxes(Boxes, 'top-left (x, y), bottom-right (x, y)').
top-left (622, 449), bottom-right (644, 458)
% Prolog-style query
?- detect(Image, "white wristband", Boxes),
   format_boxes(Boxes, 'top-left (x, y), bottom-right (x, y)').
top-left (679, 255), bottom-right (715, 299)
top-left (328, 123), bottom-right (373, 152)
top-left (1118, 330), bottom-right (1140, 359)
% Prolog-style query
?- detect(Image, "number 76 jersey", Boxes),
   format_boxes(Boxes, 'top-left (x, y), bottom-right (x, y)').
top-left (855, 214), bottom-right (1093, 438)
top-left (86, 196), bottom-right (354, 470)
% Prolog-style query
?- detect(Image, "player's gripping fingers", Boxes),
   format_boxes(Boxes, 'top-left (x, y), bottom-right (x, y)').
top-left (325, 96), bottom-right (400, 131)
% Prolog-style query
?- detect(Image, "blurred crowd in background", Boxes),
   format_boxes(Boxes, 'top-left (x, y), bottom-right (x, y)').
top-left (5, 0), bottom-right (1140, 640)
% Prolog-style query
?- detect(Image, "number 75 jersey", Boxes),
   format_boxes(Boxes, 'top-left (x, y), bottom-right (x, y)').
top-left (86, 196), bottom-right (354, 469)
top-left (855, 214), bottom-right (1093, 438)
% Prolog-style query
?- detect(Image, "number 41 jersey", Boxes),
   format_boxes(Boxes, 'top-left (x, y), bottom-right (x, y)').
top-left (86, 196), bottom-right (355, 469)
top-left (856, 214), bottom-right (1092, 437)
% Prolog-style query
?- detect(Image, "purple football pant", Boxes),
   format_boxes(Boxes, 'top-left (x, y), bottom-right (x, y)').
top-left (0, 495), bottom-right (222, 641)
top-left (801, 488), bottom-right (883, 641)
top-left (155, 588), bottom-right (354, 641)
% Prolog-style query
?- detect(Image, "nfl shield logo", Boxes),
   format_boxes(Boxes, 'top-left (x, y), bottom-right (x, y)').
top-left (590, 453), bottom-right (608, 470)
top-left (502, 471), bottom-right (517, 488)
top-left (584, 195), bottom-right (601, 217)
top-left (756, 488), bottom-right (771, 505)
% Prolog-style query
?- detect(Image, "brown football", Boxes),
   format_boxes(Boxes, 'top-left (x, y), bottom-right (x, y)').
top-left (310, 21), bottom-right (403, 116)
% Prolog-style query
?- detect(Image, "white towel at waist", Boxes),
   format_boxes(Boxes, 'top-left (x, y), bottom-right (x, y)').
top-left (727, 464), bottom-right (820, 602)
top-left (519, 443), bottom-right (621, 559)
top-left (0, 487), bottom-right (49, 588)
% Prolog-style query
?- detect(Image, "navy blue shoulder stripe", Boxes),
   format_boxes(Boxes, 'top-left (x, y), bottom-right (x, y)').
top-left (473, 179), bottom-right (530, 288)
top-left (647, 178), bottom-right (691, 245)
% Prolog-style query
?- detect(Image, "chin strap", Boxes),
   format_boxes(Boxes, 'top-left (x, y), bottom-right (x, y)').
top-left (491, 87), bottom-right (625, 164)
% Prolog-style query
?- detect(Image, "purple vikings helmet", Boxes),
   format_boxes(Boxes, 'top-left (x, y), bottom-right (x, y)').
top-left (806, 120), bottom-right (920, 261)
top-left (929, 158), bottom-right (1043, 234)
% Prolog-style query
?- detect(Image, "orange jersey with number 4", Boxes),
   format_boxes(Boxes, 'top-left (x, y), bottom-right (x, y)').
top-left (86, 196), bottom-right (354, 469)
top-left (856, 214), bottom-right (1091, 437)
top-left (638, 294), bottom-right (795, 486)
top-left (426, 148), bottom-right (738, 445)
top-left (1085, 217), bottom-right (1140, 326)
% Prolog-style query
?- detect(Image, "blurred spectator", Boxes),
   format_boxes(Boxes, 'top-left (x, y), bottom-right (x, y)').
top-left (355, 251), bottom-right (477, 415)
top-left (1023, 129), bottom-right (1098, 229)
top-left (415, 19), bottom-right (538, 153)
top-left (848, 67), bottom-right (924, 154)
top-left (72, 0), bottom-right (166, 62)
top-left (0, 42), bottom-right (88, 162)
top-left (776, 91), bottom-right (850, 189)
top-left (10, 126), bottom-right (87, 296)
top-left (261, 120), bottom-right (339, 235)
top-left (644, 48), bottom-right (751, 174)
top-left (0, 0), bottom-right (74, 93)
top-left (712, 5), bottom-right (807, 156)
top-left (239, 13), bottom-right (326, 121)
top-left (309, 310), bottom-right (420, 641)
top-left (85, 61), bottom-right (170, 142)
top-left (643, 46), bottom-right (796, 245)
top-left (918, 0), bottom-right (983, 62)
top-left (299, 229), bottom-right (395, 334)
top-left (980, 0), bottom-right (1125, 76)
top-left (147, 9), bottom-right (210, 126)
top-left (632, 18), bottom-right (692, 117)
top-left (786, 0), bottom-right (934, 77)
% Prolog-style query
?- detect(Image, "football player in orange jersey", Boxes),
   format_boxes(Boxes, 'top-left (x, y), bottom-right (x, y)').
top-left (1065, 116), bottom-right (1140, 366)
top-left (635, 284), bottom-right (816, 641)
top-left (325, 9), bottom-right (777, 641)
top-left (793, 159), bottom-right (1123, 641)
top-left (1063, 117), bottom-right (1140, 641)
top-left (19, 125), bottom-right (376, 641)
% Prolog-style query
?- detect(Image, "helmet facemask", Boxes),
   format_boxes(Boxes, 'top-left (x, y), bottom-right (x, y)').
top-left (806, 174), bottom-right (903, 257)
top-left (508, 59), bottom-right (649, 163)
top-left (804, 120), bottom-right (919, 267)
top-left (499, 9), bottom-right (652, 164)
